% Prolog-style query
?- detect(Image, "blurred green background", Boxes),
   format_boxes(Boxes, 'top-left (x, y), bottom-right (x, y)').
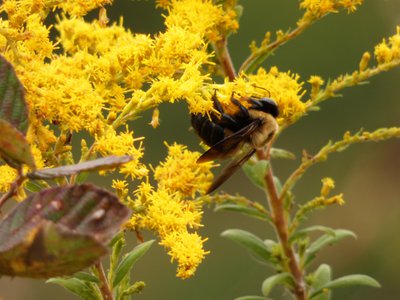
top-left (1, 0), bottom-right (400, 299)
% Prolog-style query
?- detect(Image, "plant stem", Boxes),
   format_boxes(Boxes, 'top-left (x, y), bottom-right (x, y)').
top-left (240, 22), bottom-right (311, 74)
top-left (0, 172), bottom-right (25, 210)
top-left (259, 149), bottom-right (306, 300)
top-left (94, 261), bottom-right (114, 300)
top-left (212, 38), bottom-right (237, 81)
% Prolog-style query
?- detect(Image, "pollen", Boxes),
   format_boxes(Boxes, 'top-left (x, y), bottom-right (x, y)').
top-left (154, 142), bottom-right (215, 197)
top-left (126, 185), bottom-right (209, 278)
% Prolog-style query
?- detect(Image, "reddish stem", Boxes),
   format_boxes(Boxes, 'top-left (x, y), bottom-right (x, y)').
top-left (258, 149), bottom-right (306, 300)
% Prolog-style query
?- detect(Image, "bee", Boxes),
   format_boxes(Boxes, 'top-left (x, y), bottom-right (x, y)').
top-left (191, 92), bottom-right (279, 193)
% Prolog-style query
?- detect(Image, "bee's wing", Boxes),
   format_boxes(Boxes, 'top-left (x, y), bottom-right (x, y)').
top-left (207, 148), bottom-right (256, 194)
top-left (197, 119), bottom-right (262, 163)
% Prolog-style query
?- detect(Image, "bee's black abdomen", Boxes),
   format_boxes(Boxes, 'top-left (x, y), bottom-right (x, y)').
top-left (191, 114), bottom-right (225, 147)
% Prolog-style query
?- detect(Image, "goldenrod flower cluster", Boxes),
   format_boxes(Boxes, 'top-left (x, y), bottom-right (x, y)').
top-left (0, 0), bottom-right (226, 276)
top-left (126, 143), bottom-right (213, 278)
top-left (1, 0), bottom-right (396, 282)
top-left (299, 0), bottom-right (363, 22)
top-left (375, 26), bottom-right (400, 65)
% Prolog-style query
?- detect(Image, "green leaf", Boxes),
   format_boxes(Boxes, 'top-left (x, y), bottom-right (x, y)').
top-left (73, 271), bottom-right (100, 283)
top-left (311, 264), bottom-right (332, 300)
top-left (270, 148), bottom-right (296, 160)
top-left (27, 155), bottom-right (132, 180)
top-left (0, 118), bottom-right (35, 169)
top-left (120, 281), bottom-right (146, 297)
top-left (261, 273), bottom-right (294, 296)
top-left (235, 296), bottom-right (274, 300)
top-left (305, 229), bottom-right (356, 266)
top-left (289, 225), bottom-right (336, 243)
top-left (0, 55), bottom-right (29, 135)
top-left (0, 184), bottom-right (130, 278)
top-left (112, 240), bottom-right (155, 288)
top-left (273, 176), bottom-right (282, 194)
top-left (310, 274), bottom-right (380, 299)
top-left (25, 180), bottom-right (47, 193)
top-left (214, 203), bottom-right (270, 221)
top-left (221, 229), bottom-right (272, 263)
top-left (47, 277), bottom-right (100, 300)
top-left (242, 160), bottom-right (268, 190)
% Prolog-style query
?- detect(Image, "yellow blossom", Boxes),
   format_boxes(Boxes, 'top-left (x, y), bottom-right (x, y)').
top-left (160, 230), bottom-right (209, 279)
top-left (55, 0), bottom-right (112, 17)
top-left (210, 67), bottom-right (306, 125)
top-left (320, 177), bottom-right (335, 197)
top-left (112, 179), bottom-right (129, 199)
top-left (138, 188), bottom-right (203, 234)
top-left (374, 26), bottom-right (400, 65)
top-left (126, 184), bottom-right (208, 278)
top-left (299, 0), bottom-right (363, 20)
top-left (359, 51), bottom-right (371, 71)
top-left (308, 75), bottom-right (324, 99)
top-left (94, 126), bottom-right (148, 180)
top-left (154, 142), bottom-right (214, 197)
top-left (164, 0), bottom-right (238, 42)
top-left (0, 165), bottom-right (17, 193)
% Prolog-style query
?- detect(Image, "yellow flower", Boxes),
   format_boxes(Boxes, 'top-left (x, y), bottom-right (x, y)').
top-left (165, 0), bottom-right (238, 42)
top-left (209, 67), bottom-right (306, 125)
top-left (112, 179), bottom-right (129, 199)
top-left (0, 165), bottom-right (17, 193)
top-left (299, 0), bottom-right (363, 19)
top-left (154, 142), bottom-right (214, 197)
top-left (320, 177), bottom-right (335, 197)
top-left (55, 0), bottom-right (112, 17)
top-left (94, 126), bottom-right (148, 180)
top-left (138, 188), bottom-right (203, 233)
top-left (160, 230), bottom-right (209, 279)
top-left (375, 26), bottom-right (400, 65)
top-left (126, 184), bottom-right (208, 278)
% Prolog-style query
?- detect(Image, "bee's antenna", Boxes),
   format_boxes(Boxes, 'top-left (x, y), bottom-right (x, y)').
top-left (252, 84), bottom-right (271, 98)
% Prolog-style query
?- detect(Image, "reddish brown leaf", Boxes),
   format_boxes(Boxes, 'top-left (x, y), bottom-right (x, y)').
top-left (0, 184), bottom-right (130, 278)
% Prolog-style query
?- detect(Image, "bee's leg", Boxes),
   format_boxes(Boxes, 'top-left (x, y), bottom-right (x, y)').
top-left (230, 97), bottom-right (250, 118)
top-left (212, 92), bottom-right (242, 129)
top-left (212, 92), bottom-right (225, 114)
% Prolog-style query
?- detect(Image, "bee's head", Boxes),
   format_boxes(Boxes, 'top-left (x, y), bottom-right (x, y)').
top-left (249, 98), bottom-right (279, 118)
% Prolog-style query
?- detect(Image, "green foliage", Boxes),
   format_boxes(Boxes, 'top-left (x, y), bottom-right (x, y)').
top-left (261, 273), bottom-right (295, 297)
top-left (47, 277), bottom-right (101, 300)
top-left (221, 229), bottom-right (274, 264)
top-left (112, 240), bottom-right (155, 288)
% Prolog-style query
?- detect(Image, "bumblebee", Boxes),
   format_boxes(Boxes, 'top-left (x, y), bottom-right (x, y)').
top-left (191, 93), bottom-right (279, 193)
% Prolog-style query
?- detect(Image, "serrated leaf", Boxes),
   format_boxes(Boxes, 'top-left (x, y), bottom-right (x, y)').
top-left (311, 264), bottom-right (332, 300)
top-left (261, 273), bottom-right (294, 296)
top-left (0, 118), bottom-right (35, 169)
top-left (310, 274), bottom-right (380, 299)
top-left (235, 296), bottom-right (274, 300)
top-left (242, 160), bottom-right (268, 190)
top-left (305, 229), bottom-right (356, 266)
top-left (0, 55), bottom-right (28, 135)
top-left (270, 148), bottom-right (296, 160)
top-left (289, 225), bottom-right (336, 243)
top-left (0, 184), bottom-right (130, 278)
top-left (47, 277), bottom-right (100, 300)
top-left (112, 240), bottom-right (155, 288)
top-left (27, 155), bottom-right (132, 180)
top-left (214, 203), bottom-right (270, 221)
top-left (221, 229), bottom-right (272, 263)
